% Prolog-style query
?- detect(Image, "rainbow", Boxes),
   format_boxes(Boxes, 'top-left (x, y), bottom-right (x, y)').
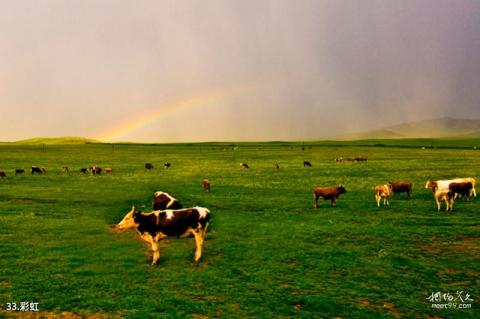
top-left (96, 91), bottom-right (225, 141)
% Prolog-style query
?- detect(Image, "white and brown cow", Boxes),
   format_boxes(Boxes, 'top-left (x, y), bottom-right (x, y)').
top-left (375, 184), bottom-right (392, 207)
top-left (425, 177), bottom-right (477, 199)
top-left (152, 191), bottom-right (183, 210)
top-left (115, 206), bottom-right (210, 264)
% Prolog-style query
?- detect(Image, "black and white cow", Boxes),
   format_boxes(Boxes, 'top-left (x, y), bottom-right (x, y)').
top-left (152, 191), bottom-right (183, 210)
top-left (115, 206), bottom-right (211, 264)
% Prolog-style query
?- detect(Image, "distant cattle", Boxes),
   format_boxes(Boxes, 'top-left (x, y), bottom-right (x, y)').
top-left (80, 168), bottom-right (88, 174)
top-left (0, 171), bottom-right (5, 178)
top-left (105, 168), bottom-right (112, 174)
top-left (354, 157), bottom-right (367, 162)
top-left (145, 163), bottom-right (154, 170)
top-left (303, 161), bottom-right (312, 167)
top-left (115, 206), bottom-right (211, 264)
top-left (449, 182), bottom-right (473, 201)
top-left (62, 166), bottom-right (69, 174)
top-left (202, 179), bottom-right (211, 192)
top-left (153, 191), bottom-right (183, 210)
top-left (164, 163), bottom-right (171, 169)
top-left (388, 180), bottom-right (412, 198)
top-left (89, 166), bottom-right (102, 175)
top-left (375, 184), bottom-right (392, 207)
top-left (313, 185), bottom-right (347, 208)
top-left (335, 157), bottom-right (344, 163)
top-left (15, 169), bottom-right (25, 175)
top-left (31, 166), bottom-right (43, 174)
top-left (274, 162), bottom-right (280, 169)
top-left (240, 163), bottom-right (249, 169)
top-left (41, 167), bottom-right (47, 174)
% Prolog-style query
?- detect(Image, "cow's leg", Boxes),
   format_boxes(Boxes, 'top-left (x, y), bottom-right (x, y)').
top-left (313, 194), bottom-right (318, 208)
top-left (375, 194), bottom-right (380, 207)
top-left (202, 222), bottom-right (209, 239)
top-left (331, 198), bottom-right (336, 206)
top-left (190, 229), bottom-right (204, 261)
top-left (385, 197), bottom-right (389, 206)
top-left (151, 240), bottom-right (160, 265)
top-left (435, 198), bottom-right (441, 211)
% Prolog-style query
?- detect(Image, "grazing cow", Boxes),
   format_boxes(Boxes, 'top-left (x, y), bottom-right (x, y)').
top-left (15, 169), bottom-right (25, 175)
top-left (313, 185), bottom-right (347, 208)
top-left (105, 168), bottom-right (112, 174)
top-left (354, 157), bottom-right (367, 162)
top-left (202, 179), bottom-right (211, 192)
top-left (31, 166), bottom-right (42, 174)
top-left (335, 157), bottom-right (344, 163)
top-left (375, 184), bottom-right (393, 207)
top-left (303, 161), bottom-right (312, 167)
top-left (425, 181), bottom-right (453, 211)
top-left (40, 167), bottom-right (47, 174)
top-left (145, 163), bottom-right (154, 170)
top-left (449, 182), bottom-right (473, 201)
top-left (153, 191), bottom-right (183, 210)
top-left (164, 163), bottom-right (171, 169)
top-left (240, 163), bottom-right (249, 169)
top-left (0, 171), bottom-right (5, 178)
top-left (90, 166), bottom-right (102, 175)
top-left (62, 166), bottom-right (69, 174)
top-left (80, 168), bottom-right (88, 174)
top-left (115, 206), bottom-right (210, 264)
top-left (274, 162), bottom-right (280, 169)
top-left (388, 180), bottom-right (412, 198)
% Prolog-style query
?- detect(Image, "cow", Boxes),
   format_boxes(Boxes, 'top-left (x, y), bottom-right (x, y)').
top-left (425, 181), bottom-right (453, 211)
top-left (15, 169), bottom-right (25, 175)
top-left (164, 163), bottom-right (171, 169)
top-left (449, 182), bottom-right (473, 202)
top-left (40, 167), bottom-right (47, 174)
top-left (62, 166), bottom-right (69, 174)
top-left (105, 168), bottom-right (112, 174)
top-left (274, 162), bottom-right (280, 169)
top-left (375, 184), bottom-right (392, 207)
top-left (313, 185), bottom-right (347, 208)
top-left (0, 171), bottom-right (5, 178)
top-left (80, 168), bottom-right (88, 174)
top-left (145, 163), bottom-right (154, 170)
top-left (90, 166), bottom-right (102, 175)
top-left (354, 157), bottom-right (367, 162)
top-left (202, 179), bottom-right (211, 192)
top-left (425, 177), bottom-right (476, 199)
top-left (31, 166), bottom-right (42, 174)
top-left (347, 157), bottom-right (354, 162)
top-left (388, 180), bottom-right (412, 198)
top-left (240, 163), bottom-right (249, 169)
top-left (115, 206), bottom-right (210, 265)
top-left (335, 157), bottom-right (344, 163)
top-left (153, 191), bottom-right (183, 210)
top-left (303, 161), bottom-right (312, 167)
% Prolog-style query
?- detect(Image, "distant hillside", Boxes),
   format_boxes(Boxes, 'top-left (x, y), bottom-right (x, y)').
top-left (336, 117), bottom-right (480, 140)
top-left (14, 137), bottom-right (101, 144)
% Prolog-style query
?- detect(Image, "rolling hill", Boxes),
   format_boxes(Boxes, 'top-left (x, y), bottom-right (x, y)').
top-left (335, 117), bottom-right (480, 140)
top-left (13, 136), bottom-right (101, 144)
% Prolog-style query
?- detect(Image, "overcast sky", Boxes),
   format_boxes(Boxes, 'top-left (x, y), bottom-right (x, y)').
top-left (1, 0), bottom-right (479, 142)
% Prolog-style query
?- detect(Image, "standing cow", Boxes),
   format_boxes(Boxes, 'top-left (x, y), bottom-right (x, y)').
top-left (145, 163), bottom-right (154, 170)
top-left (202, 179), bottom-right (211, 192)
top-left (313, 185), bottom-right (347, 208)
top-left (303, 161), bottom-right (312, 167)
top-left (153, 191), bottom-right (183, 210)
top-left (0, 171), bottom-right (6, 178)
top-left (375, 184), bottom-right (392, 207)
top-left (388, 180), bottom-right (412, 198)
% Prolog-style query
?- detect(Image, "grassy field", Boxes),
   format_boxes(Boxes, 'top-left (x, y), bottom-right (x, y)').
top-left (0, 142), bottom-right (478, 318)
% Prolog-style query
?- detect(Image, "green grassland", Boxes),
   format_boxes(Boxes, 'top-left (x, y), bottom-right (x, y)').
top-left (0, 142), bottom-right (478, 318)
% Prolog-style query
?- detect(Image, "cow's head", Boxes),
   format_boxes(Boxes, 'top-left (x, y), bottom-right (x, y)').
top-left (337, 185), bottom-right (347, 194)
top-left (425, 180), bottom-right (436, 189)
top-left (115, 205), bottom-right (139, 231)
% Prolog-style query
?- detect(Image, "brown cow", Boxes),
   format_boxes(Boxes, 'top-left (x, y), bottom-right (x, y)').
top-left (202, 179), bottom-right (211, 192)
top-left (0, 171), bottom-right (6, 178)
top-left (313, 185), bottom-right (347, 208)
top-left (388, 180), bottom-right (412, 198)
top-left (105, 168), bottom-right (113, 174)
top-left (303, 161), bottom-right (312, 167)
top-left (449, 182), bottom-right (473, 201)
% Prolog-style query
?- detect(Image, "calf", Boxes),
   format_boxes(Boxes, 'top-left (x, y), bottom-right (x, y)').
top-left (375, 184), bottom-right (392, 207)
top-left (145, 163), bottom-right (154, 170)
top-left (449, 182), bottom-right (473, 201)
top-left (15, 169), bottom-right (25, 175)
top-left (303, 161), bottom-right (312, 167)
top-left (202, 179), bottom-right (211, 192)
top-left (388, 180), bottom-right (412, 198)
top-left (164, 163), bottom-right (171, 169)
top-left (313, 185), bottom-right (347, 208)
top-left (426, 181), bottom-right (453, 211)
top-left (240, 163), bottom-right (249, 169)
top-left (105, 167), bottom-right (113, 174)
top-left (115, 206), bottom-right (210, 264)
top-left (31, 166), bottom-right (42, 174)
top-left (153, 191), bottom-right (183, 210)
top-left (0, 171), bottom-right (5, 178)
